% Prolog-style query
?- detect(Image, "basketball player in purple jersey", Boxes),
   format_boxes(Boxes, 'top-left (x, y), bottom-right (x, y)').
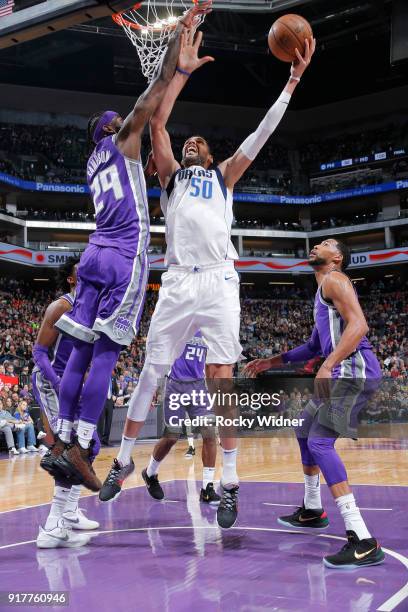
top-left (50, 4), bottom-right (211, 493)
top-left (100, 30), bottom-right (316, 529)
top-left (31, 258), bottom-right (100, 548)
top-left (141, 332), bottom-right (220, 505)
top-left (245, 238), bottom-right (385, 569)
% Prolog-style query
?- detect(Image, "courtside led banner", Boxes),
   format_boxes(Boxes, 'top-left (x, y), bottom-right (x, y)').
top-left (1, 242), bottom-right (407, 272)
top-left (0, 170), bottom-right (407, 205)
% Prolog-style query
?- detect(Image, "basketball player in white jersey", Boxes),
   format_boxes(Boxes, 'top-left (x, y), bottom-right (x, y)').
top-left (100, 30), bottom-right (316, 529)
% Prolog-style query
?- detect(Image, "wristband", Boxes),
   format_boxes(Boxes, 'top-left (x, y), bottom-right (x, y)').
top-left (290, 75), bottom-right (301, 82)
top-left (176, 67), bottom-right (191, 77)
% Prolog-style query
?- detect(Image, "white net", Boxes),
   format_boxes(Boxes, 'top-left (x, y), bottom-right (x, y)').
top-left (113, 1), bottom-right (206, 83)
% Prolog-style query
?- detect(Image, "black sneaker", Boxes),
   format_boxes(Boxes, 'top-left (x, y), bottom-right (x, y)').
top-left (40, 438), bottom-right (82, 486)
top-left (40, 437), bottom-right (66, 476)
top-left (185, 446), bottom-right (195, 458)
top-left (200, 483), bottom-right (221, 505)
top-left (278, 504), bottom-right (329, 529)
top-left (99, 458), bottom-right (135, 502)
top-left (217, 485), bottom-right (239, 528)
top-left (324, 530), bottom-right (385, 569)
top-left (142, 468), bottom-right (164, 500)
top-left (54, 440), bottom-right (102, 492)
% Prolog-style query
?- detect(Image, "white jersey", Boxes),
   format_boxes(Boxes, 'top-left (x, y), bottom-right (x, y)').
top-left (160, 165), bottom-right (239, 267)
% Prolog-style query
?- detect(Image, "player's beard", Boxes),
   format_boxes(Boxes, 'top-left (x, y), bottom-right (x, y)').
top-left (182, 153), bottom-right (206, 168)
top-left (309, 256), bottom-right (327, 267)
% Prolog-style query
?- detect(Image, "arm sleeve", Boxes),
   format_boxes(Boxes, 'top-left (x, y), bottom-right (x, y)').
top-left (282, 326), bottom-right (322, 364)
top-left (32, 343), bottom-right (60, 390)
top-left (239, 91), bottom-right (291, 161)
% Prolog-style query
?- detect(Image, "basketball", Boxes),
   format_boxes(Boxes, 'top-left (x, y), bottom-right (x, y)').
top-left (268, 14), bottom-right (313, 63)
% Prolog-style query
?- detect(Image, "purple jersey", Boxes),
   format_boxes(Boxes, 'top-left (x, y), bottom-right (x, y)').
top-left (314, 284), bottom-right (373, 359)
top-left (87, 135), bottom-right (150, 258)
top-left (170, 332), bottom-right (207, 381)
top-left (51, 293), bottom-right (75, 377)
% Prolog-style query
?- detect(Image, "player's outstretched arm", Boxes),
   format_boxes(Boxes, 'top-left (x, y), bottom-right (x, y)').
top-left (316, 272), bottom-right (369, 377)
top-left (244, 325), bottom-right (321, 377)
top-left (32, 298), bottom-right (72, 390)
top-left (219, 38), bottom-right (316, 190)
top-left (116, 22), bottom-right (185, 161)
top-left (150, 28), bottom-right (214, 188)
top-left (118, 2), bottom-right (212, 162)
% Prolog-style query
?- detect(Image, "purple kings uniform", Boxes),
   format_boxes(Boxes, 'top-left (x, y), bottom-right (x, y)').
top-left (314, 283), bottom-right (381, 380)
top-left (56, 134), bottom-right (149, 346)
top-left (295, 277), bottom-right (382, 442)
top-left (164, 332), bottom-right (211, 425)
top-left (32, 293), bottom-right (100, 457)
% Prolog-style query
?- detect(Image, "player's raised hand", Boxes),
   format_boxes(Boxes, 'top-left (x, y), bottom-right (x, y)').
top-left (178, 29), bottom-right (215, 74)
top-left (243, 358), bottom-right (272, 378)
top-left (144, 150), bottom-right (157, 177)
top-left (290, 37), bottom-right (316, 81)
top-left (181, 0), bottom-right (213, 29)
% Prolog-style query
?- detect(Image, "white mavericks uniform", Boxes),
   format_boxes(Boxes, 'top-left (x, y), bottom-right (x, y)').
top-left (146, 164), bottom-right (242, 365)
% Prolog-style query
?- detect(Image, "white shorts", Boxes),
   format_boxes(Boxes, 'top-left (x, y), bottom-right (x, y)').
top-left (147, 261), bottom-right (242, 365)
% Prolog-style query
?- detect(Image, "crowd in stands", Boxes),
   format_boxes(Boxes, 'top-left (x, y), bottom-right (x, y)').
top-left (1, 275), bottom-right (407, 453)
top-left (0, 122), bottom-right (289, 190)
top-left (300, 123), bottom-right (408, 169)
top-left (2, 120), bottom-right (407, 197)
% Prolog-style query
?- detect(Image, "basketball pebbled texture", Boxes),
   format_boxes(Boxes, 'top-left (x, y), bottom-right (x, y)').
top-left (268, 14), bottom-right (313, 63)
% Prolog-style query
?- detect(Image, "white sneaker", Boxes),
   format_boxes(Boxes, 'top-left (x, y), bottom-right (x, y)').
top-left (37, 431), bottom-right (47, 440)
top-left (19, 447), bottom-right (28, 454)
top-left (63, 507), bottom-right (100, 530)
top-left (9, 447), bottom-right (19, 456)
top-left (38, 444), bottom-right (49, 453)
top-left (36, 519), bottom-right (92, 549)
top-left (27, 445), bottom-right (39, 452)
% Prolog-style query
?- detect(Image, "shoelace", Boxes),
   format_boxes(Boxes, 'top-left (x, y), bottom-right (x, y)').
top-left (220, 489), bottom-right (237, 511)
top-left (106, 461), bottom-right (121, 484)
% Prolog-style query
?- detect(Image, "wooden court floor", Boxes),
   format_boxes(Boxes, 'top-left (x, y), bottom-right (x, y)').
top-left (1, 435), bottom-right (408, 513)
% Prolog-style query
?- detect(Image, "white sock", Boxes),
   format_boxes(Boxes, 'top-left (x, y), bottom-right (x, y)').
top-left (304, 473), bottom-right (322, 510)
top-left (335, 493), bottom-right (371, 540)
top-left (202, 467), bottom-right (215, 489)
top-left (117, 435), bottom-right (136, 467)
top-left (187, 436), bottom-right (194, 449)
top-left (221, 447), bottom-right (239, 489)
top-left (147, 455), bottom-right (161, 477)
top-left (64, 485), bottom-right (82, 514)
top-left (45, 485), bottom-right (71, 530)
top-left (57, 419), bottom-right (73, 444)
top-left (76, 419), bottom-right (95, 449)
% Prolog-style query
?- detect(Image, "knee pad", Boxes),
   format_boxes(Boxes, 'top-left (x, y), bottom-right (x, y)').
top-left (127, 361), bottom-right (169, 422)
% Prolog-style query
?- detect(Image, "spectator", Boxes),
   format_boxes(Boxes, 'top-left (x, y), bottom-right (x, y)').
top-left (13, 400), bottom-right (38, 453)
top-left (0, 399), bottom-right (19, 455)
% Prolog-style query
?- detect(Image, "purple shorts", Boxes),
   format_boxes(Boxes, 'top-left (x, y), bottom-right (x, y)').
top-left (163, 376), bottom-right (212, 426)
top-left (299, 349), bottom-right (382, 439)
top-left (56, 245), bottom-right (148, 346)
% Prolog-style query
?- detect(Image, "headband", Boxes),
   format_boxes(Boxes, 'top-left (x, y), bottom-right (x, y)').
top-left (93, 111), bottom-right (119, 144)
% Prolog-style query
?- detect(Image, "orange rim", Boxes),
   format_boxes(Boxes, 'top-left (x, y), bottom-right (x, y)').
top-left (112, 0), bottom-right (199, 32)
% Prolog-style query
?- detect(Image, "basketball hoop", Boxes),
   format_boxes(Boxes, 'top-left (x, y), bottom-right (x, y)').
top-left (112, 1), bottom-right (206, 83)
